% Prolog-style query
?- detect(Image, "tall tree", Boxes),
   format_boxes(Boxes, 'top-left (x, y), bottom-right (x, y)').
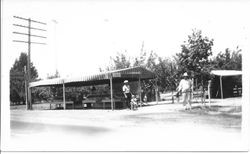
top-left (177, 29), bottom-right (214, 86)
top-left (10, 52), bottom-right (38, 104)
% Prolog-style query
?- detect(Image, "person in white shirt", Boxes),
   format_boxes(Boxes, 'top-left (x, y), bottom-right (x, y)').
top-left (122, 80), bottom-right (131, 109)
top-left (177, 72), bottom-right (193, 110)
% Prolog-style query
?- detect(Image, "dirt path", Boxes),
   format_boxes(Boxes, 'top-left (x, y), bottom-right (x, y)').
top-left (8, 97), bottom-right (244, 151)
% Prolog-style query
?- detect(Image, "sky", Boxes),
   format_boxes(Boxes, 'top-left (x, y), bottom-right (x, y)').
top-left (2, 0), bottom-right (250, 79)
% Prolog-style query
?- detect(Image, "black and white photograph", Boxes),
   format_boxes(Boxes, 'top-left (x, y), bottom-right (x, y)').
top-left (1, 0), bottom-right (250, 152)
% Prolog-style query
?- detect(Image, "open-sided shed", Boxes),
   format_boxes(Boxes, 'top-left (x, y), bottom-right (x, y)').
top-left (29, 66), bottom-right (156, 110)
top-left (211, 70), bottom-right (242, 99)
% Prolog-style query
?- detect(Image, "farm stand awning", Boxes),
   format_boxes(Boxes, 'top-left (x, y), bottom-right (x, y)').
top-left (29, 66), bottom-right (156, 110)
top-left (29, 66), bottom-right (155, 88)
top-left (211, 70), bottom-right (242, 77)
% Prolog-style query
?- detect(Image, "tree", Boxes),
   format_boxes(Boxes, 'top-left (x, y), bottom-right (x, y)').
top-left (177, 29), bottom-right (214, 87)
top-left (10, 52), bottom-right (38, 104)
top-left (107, 51), bottom-right (131, 70)
top-left (133, 42), bottom-right (147, 67)
top-left (154, 57), bottom-right (179, 92)
top-left (133, 51), bottom-right (147, 67)
top-left (211, 47), bottom-right (242, 70)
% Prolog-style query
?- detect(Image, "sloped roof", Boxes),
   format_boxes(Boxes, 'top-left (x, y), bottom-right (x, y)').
top-left (211, 70), bottom-right (242, 77)
top-left (29, 66), bottom-right (155, 88)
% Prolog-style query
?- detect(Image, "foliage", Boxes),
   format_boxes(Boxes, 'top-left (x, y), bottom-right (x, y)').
top-left (107, 51), bottom-right (131, 70)
top-left (32, 87), bottom-right (52, 102)
top-left (10, 52), bottom-right (38, 104)
top-left (177, 29), bottom-right (214, 86)
top-left (154, 57), bottom-right (179, 92)
top-left (103, 48), bottom-right (179, 98)
top-left (31, 71), bottom-right (61, 102)
top-left (133, 49), bottom-right (147, 67)
top-left (211, 47), bottom-right (242, 70)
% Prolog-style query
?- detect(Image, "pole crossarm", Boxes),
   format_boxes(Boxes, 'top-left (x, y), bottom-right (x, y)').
top-left (13, 24), bottom-right (47, 31)
top-left (13, 32), bottom-right (47, 38)
top-left (13, 40), bottom-right (46, 45)
top-left (14, 16), bottom-right (47, 25)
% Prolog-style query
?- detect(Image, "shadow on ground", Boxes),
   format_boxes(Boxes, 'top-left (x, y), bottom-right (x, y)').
top-left (11, 120), bottom-right (111, 137)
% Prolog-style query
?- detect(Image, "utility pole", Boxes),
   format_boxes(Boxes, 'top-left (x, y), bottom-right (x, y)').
top-left (24, 66), bottom-right (28, 109)
top-left (13, 16), bottom-right (46, 110)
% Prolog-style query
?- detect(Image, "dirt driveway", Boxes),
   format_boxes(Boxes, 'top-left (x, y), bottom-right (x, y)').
top-left (8, 97), bottom-right (245, 151)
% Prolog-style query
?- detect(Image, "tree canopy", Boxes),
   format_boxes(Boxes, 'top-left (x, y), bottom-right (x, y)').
top-left (177, 29), bottom-right (214, 78)
top-left (10, 52), bottom-right (38, 104)
top-left (211, 47), bottom-right (242, 70)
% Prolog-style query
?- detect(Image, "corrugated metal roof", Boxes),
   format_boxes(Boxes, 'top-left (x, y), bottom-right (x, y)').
top-left (29, 66), bottom-right (155, 88)
top-left (211, 70), bottom-right (242, 76)
top-left (29, 78), bottom-right (65, 87)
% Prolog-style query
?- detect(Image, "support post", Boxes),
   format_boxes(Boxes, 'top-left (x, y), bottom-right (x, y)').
top-left (191, 78), bottom-right (194, 101)
top-left (220, 76), bottom-right (223, 99)
top-left (63, 81), bottom-right (66, 110)
top-left (171, 90), bottom-right (174, 104)
top-left (155, 80), bottom-right (158, 104)
top-left (110, 74), bottom-right (114, 110)
top-left (208, 80), bottom-right (211, 107)
top-left (138, 76), bottom-right (142, 107)
top-left (24, 66), bottom-right (28, 110)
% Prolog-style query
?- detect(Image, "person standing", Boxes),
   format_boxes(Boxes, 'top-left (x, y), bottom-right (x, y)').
top-left (123, 80), bottom-right (131, 109)
top-left (177, 72), bottom-right (193, 110)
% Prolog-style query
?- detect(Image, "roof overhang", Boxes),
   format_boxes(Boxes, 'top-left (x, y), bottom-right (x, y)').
top-left (29, 66), bottom-right (155, 88)
top-left (211, 70), bottom-right (242, 77)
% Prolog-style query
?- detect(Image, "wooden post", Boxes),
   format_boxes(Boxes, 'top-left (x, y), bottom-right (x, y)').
top-left (24, 66), bottom-right (28, 110)
top-left (220, 76), bottom-right (223, 99)
top-left (138, 76), bottom-right (142, 107)
top-left (110, 74), bottom-right (114, 110)
top-left (25, 79), bottom-right (28, 109)
top-left (63, 81), bottom-right (66, 110)
top-left (195, 78), bottom-right (197, 90)
top-left (155, 80), bottom-right (158, 104)
top-left (208, 80), bottom-right (211, 107)
top-left (171, 91), bottom-right (174, 104)
top-left (191, 78), bottom-right (194, 101)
